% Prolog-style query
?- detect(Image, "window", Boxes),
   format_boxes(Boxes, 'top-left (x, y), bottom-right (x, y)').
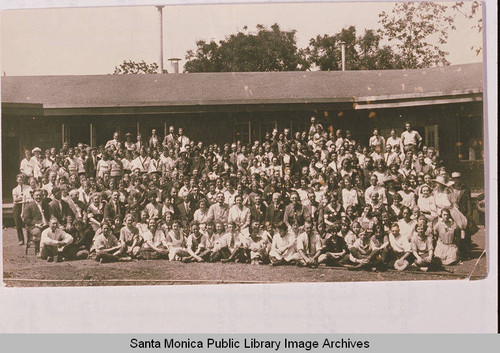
top-left (457, 115), bottom-right (484, 161)
top-left (253, 121), bottom-right (277, 141)
top-left (234, 122), bottom-right (251, 144)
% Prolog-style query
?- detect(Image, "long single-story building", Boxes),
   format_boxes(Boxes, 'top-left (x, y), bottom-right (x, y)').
top-left (1, 62), bottom-right (485, 199)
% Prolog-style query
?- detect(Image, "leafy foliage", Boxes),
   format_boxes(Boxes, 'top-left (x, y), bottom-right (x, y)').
top-left (451, 1), bottom-right (483, 55)
top-left (113, 60), bottom-right (163, 74)
top-left (184, 24), bottom-right (310, 72)
top-left (306, 26), bottom-right (401, 70)
top-left (378, 2), bottom-right (457, 68)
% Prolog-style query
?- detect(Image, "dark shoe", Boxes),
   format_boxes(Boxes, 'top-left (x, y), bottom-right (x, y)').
top-left (55, 256), bottom-right (63, 263)
top-left (47, 256), bottom-right (54, 262)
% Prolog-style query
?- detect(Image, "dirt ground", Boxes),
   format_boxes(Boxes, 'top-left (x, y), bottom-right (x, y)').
top-left (1, 226), bottom-right (488, 287)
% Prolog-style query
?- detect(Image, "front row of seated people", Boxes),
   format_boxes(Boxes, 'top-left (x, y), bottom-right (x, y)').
top-left (40, 206), bottom-right (460, 271)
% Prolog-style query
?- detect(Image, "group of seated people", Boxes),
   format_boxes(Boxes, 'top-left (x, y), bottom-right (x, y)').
top-left (12, 118), bottom-right (477, 270)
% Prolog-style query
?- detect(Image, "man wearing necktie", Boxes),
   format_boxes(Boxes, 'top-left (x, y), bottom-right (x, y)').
top-left (48, 187), bottom-right (71, 227)
top-left (22, 189), bottom-right (50, 252)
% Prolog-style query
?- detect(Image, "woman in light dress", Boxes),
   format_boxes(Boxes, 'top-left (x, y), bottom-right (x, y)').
top-left (433, 175), bottom-right (467, 235)
top-left (417, 184), bottom-right (439, 222)
top-left (433, 208), bottom-right (460, 265)
top-left (165, 220), bottom-right (190, 261)
top-left (269, 222), bottom-right (298, 266)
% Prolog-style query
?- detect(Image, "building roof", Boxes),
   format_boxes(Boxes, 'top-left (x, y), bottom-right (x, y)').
top-left (1, 63), bottom-right (483, 111)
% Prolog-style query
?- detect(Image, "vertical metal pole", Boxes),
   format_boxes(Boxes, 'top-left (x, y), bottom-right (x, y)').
top-left (156, 6), bottom-right (164, 74)
top-left (341, 42), bottom-right (346, 71)
top-left (62, 124), bottom-right (66, 145)
top-left (90, 123), bottom-right (93, 147)
top-left (137, 122), bottom-right (140, 135)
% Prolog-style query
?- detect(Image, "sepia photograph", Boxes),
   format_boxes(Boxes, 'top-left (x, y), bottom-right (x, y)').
top-left (1, 1), bottom-right (487, 288)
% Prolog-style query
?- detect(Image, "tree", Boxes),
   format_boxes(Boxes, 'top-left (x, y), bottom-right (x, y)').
top-left (378, 2), bottom-right (456, 69)
top-left (306, 26), bottom-right (400, 71)
top-left (113, 60), bottom-right (165, 74)
top-left (184, 24), bottom-right (310, 72)
top-left (451, 1), bottom-right (483, 55)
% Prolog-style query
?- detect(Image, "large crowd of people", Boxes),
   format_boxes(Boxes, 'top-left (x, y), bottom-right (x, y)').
top-left (12, 118), bottom-right (478, 271)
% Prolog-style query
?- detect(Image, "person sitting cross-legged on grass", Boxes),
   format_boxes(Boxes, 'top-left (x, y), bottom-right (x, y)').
top-left (246, 221), bottom-right (268, 265)
top-left (317, 224), bottom-right (349, 267)
top-left (90, 221), bottom-right (128, 263)
top-left (295, 221), bottom-right (322, 268)
top-left (344, 228), bottom-right (374, 270)
top-left (139, 218), bottom-right (169, 260)
top-left (207, 222), bottom-right (231, 262)
top-left (388, 223), bottom-right (413, 271)
top-left (269, 222), bottom-right (298, 266)
top-left (181, 221), bottom-right (208, 263)
top-left (165, 220), bottom-right (190, 261)
top-left (40, 217), bottom-right (74, 262)
top-left (221, 222), bottom-right (250, 263)
top-left (119, 213), bottom-right (142, 258)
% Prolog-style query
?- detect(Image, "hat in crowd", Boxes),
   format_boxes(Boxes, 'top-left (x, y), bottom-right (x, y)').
top-left (32, 147), bottom-right (42, 153)
top-left (394, 259), bottom-right (409, 271)
top-left (451, 172), bottom-right (462, 178)
top-left (434, 175), bottom-right (453, 187)
top-left (69, 190), bottom-right (79, 198)
top-left (179, 147), bottom-right (188, 154)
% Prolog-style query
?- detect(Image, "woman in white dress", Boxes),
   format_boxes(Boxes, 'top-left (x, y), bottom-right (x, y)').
top-left (269, 222), bottom-right (298, 265)
top-left (165, 220), bottom-right (190, 261)
top-left (433, 175), bottom-right (468, 233)
top-left (417, 184), bottom-right (438, 222)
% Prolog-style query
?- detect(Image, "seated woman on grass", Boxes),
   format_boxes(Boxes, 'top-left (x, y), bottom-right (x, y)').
top-left (344, 221), bottom-right (361, 250)
top-left (139, 218), bottom-right (169, 259)
top-left (269, 222), bottom-right (298, 266)
top-left (165, 219), bottom-right (190, 261)
top-left (410, 219), bottom-right (442, 272)
top-left (433, 208), bottom-right (460, 266)
top-left (368, 220), bottom-right (390, 271)
top-left (119, 213), bottom-right (142, 258)
top-left (91, 221), bottom-right (129, 263)
top-left (207, 222), bottom-right (230, 262)
top-left (247, 221), bottom-right (268, 265)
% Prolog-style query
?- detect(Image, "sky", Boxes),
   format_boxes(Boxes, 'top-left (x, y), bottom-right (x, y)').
top-left (0, 1), bottom-right (484, 76)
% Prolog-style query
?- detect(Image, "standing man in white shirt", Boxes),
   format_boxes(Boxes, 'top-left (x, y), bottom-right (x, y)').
top-left (400, 122), bottom-right (423, 152)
